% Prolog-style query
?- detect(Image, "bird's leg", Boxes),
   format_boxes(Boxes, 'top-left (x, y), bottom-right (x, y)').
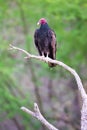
top-left (46, 52), bottom-right (49, 60)
top-left (41, 52), bottom-right (45, 58)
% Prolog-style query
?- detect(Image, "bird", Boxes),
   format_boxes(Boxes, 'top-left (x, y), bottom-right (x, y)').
top-left (34, 18), bottom-right (57, 67)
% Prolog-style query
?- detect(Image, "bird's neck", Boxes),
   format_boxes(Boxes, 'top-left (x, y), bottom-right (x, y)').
top-left (40, 23), bottom-right (49, 30)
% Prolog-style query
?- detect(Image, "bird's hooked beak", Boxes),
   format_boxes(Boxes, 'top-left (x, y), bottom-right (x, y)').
top-left (37, 21), bottom-right (40, 25)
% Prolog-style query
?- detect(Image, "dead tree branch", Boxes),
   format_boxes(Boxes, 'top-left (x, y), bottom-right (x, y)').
top-left (9, 44), bottom-right (87, 130)
top-left (21, 103), bottom-right (58, 130)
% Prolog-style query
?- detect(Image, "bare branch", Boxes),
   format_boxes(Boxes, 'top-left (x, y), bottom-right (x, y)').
top-left (9, 44), bottom-right (87, 100)
top-left (21, 103), bottom-right (58, 130)
top-left (9, 44), bottom-right (87, 130)
top-left (81, 98), bottom-right (87, 130)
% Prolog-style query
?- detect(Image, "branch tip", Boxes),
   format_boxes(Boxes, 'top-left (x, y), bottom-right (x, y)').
top-left (20, 106), bottom-right (25, 110)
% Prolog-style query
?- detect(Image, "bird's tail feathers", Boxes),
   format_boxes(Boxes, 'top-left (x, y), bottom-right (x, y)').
top-left (48, 62), bottom-right (57, 67)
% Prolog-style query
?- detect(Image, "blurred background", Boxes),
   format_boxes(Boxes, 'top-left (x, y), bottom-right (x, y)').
top-left (0, 0), bottom-right (87, 130)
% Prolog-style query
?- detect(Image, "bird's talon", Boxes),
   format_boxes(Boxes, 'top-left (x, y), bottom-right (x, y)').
top-left (41, 55), bottom-right (45, 60)
top-left (46, 56), bottom-right (49, 60)
top-left (42, 55), bottom-right (44, 58)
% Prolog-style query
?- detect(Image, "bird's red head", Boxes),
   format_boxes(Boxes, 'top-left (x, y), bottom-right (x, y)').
top-left (37, 18), bottom-right (47, 25)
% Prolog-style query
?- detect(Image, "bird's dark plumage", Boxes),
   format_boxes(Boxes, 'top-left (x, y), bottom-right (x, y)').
top-left (34, 18), bottom-right (57, 67)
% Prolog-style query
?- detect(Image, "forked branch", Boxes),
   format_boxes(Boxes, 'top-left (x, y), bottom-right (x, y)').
top-left (9, 44), bottom-right (87, 130)
top-left (21, 103), bottom-right (58, 130)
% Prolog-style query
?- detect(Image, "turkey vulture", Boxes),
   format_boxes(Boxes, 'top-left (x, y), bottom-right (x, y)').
top-left (34, 18), bottom-right (57, 67)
